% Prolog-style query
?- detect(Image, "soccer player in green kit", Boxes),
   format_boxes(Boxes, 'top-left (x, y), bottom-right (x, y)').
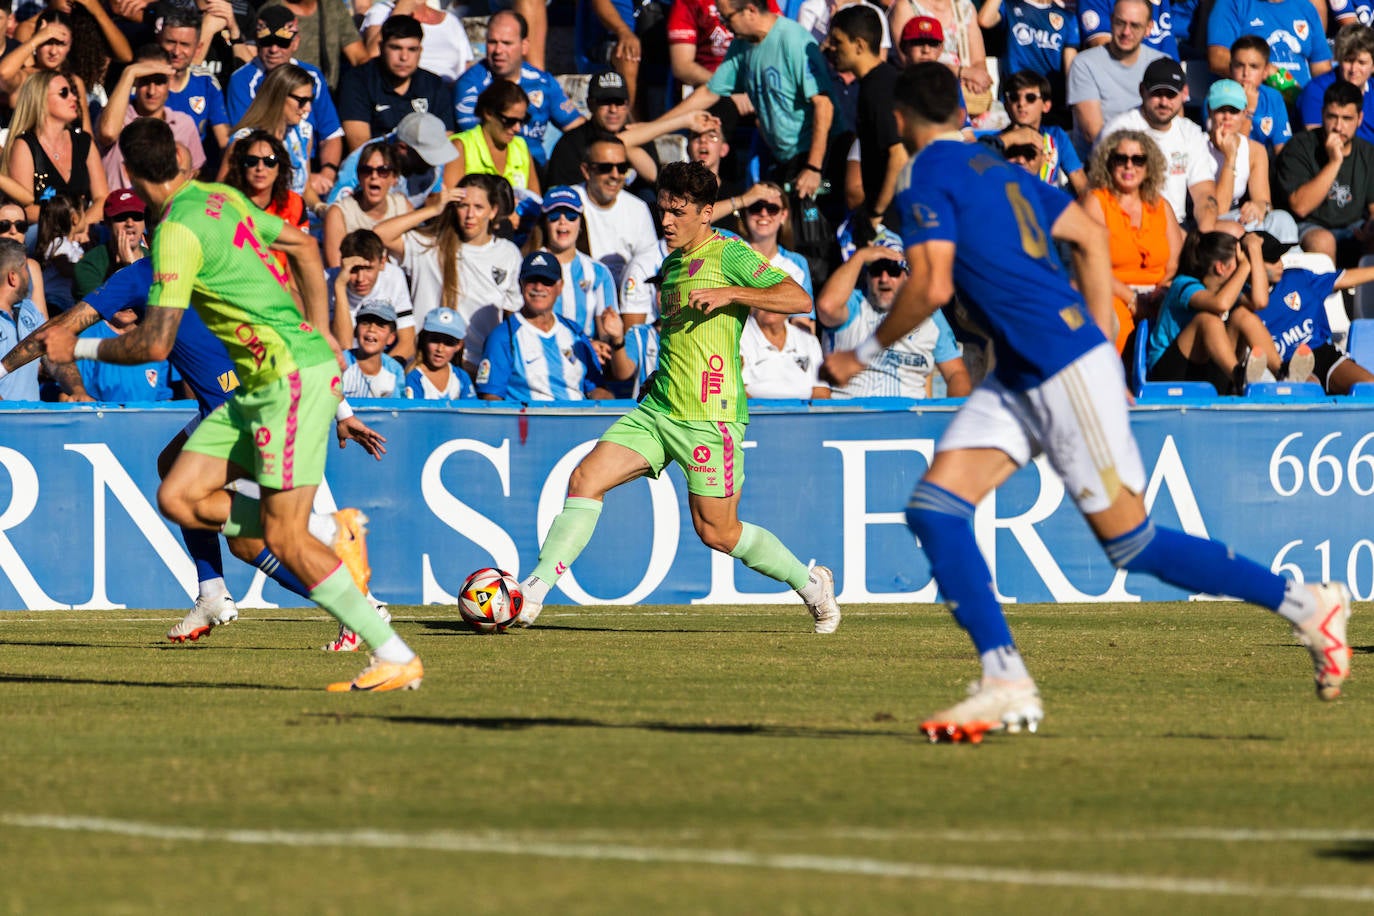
top-left (38, 119), bottom-right (424, 692)
top-left (517, 160), bottom-right (841, 631)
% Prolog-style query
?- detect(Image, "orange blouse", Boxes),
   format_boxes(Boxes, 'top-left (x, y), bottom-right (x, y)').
top-left (1091, 187), bottom-right (1170, 354)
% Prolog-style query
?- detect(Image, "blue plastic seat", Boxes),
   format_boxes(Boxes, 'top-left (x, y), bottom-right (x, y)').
top-left (1347, 319), bottom-right (1374, 369)
top-left (1245, 381), bottom-right (1330, 402)
top-left (1137, 381), bottom-right (1219, 400)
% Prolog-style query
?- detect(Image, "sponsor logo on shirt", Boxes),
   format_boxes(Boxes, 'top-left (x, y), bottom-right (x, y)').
top-left (700, 353), bottom-right (725, 403)
top-left (235, 323), bottom-right (267, 366)
top-left (255, 427), bottom-right (271, 446)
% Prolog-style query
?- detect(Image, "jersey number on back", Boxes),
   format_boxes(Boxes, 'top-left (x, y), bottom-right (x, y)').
top-left (1005, 183), bottom-right (1049, 260)
top-left (232, 219), bottom-right (290, 288)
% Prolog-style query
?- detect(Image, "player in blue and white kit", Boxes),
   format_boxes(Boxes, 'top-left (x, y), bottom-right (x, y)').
top-left (2, 260), bottom-right (388, 647)
top-left (824, 64), bottom-right (1353, 741)
top-left (476, 251), bottom-right (608, 401)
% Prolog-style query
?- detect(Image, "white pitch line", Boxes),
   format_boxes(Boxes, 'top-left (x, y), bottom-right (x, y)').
top-left (4, 815), bottom-right (1373, 902)
top-left (793, 827), bottom-right (1374, 844)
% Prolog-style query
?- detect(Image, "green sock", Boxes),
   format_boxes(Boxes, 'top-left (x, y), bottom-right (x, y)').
top-left (530, 497), bottom-right (603, 584)
top-left (729, 521), bottom-right (810, 590)
top-left (220, 492), bottom-right (264, 539)
top-left (310, 563), bottom-right (397, 649)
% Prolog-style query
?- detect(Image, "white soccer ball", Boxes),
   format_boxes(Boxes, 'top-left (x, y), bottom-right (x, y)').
top-left (458, 568), bottom-right (524, 633)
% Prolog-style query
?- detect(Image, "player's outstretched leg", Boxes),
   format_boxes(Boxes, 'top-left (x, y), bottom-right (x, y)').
top-left (726, 521), bottom-right (840, 633)
top-left (906, 480), bottom-right (1043, 740)
top-left (1102, 519), bottom-right (1352, 699)
top-left (167, 527), bottom-right (239, 642)
top-left (517, 496), bottom-right (604, 627)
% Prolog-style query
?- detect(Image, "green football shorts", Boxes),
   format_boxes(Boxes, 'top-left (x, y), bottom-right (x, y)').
top-left (183, 361), bottom-right (341, 491)
top-left (601, 404), bottom-right (746, 498)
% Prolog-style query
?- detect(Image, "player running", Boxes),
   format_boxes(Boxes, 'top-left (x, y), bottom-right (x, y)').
top-left (824, 63), bottom-right (1351, 742)
top-left (38, 118), bottom-right (422, 692)
top-left (4, 257), bottom-right (388, 650)
top-left (516, 161), bottom-right (841, 631)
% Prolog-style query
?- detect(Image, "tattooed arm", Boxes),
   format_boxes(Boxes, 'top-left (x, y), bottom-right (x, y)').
top-left (38, 305), bottom-right (184, 365)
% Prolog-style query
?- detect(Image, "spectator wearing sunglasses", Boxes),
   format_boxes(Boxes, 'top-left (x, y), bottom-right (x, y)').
top-left (575, 135), bottom-right (657, 289)
top-left (221, 130), bottom-right (308, 284)
top-left (322, 140), bottom-right (411, 267)
top-left (98, 46), bottom-right (206, 192)
top-left (226, 6), bottom-right (344, 190)
top-left (817, 242), bottom-right (971, 399)
top-left (337, 15), bottom-right (455, 156)
top-left (2, 70), bottom-right (108, 232)
top-left (72, 188), bottom-right (145, 302)
top-left (1001, 71), bottom-right (1086, 194)
top-left (736, 182), bottom-right (814, 319)
top-left (534, 186), bottom-right (618, 340)
top-left (220, 64), bottom-right (317, 202)
top-left (1084, 130), bottom-right (1182, 354)
top-left (0, 202), bottom-right (46, 319)
top-left (452, 80), bottom-right (539, 196)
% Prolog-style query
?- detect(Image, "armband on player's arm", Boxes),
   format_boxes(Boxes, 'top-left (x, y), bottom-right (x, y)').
top-left (336, 399), bottom-right (354, 422)
top-left (74, 338), bottom-right (102, 361)
top-left (854, 334), bottom-right (882, 366)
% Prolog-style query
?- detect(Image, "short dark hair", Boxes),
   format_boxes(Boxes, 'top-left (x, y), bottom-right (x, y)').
top-left (475, 79), bottom-right (529, 120)
top-left (583, 134), bottom-right (626, 164)
top-left (1324, 78), bottom-right (1363, 112)
top-left (894, 62), bottom-right (961, 126)
top-left (120, 118), bottom-right (180, 182)
top-left (135, 42), bottom-right (170, 63)
top-left (157, 7), bottom-right (201, 32)
top-left (656, 161), bottom-right (719, 207)
top-left (1334, 23), bottom-right (1374, 63)
top-left (380, 14), bottom-right (422, 44)
top-left (1230, 34), bottom-right (1271, 60)
top-left (1002, 69), bottom-right (1051, 99)
top-left (489, 8), bottom-right (527, 38)
top-left (830, 4), bottom-right (883, 54)
top-left (0, 0), bottom-right (15, 16)
top-left (341, 229), bottom-right (386, 262)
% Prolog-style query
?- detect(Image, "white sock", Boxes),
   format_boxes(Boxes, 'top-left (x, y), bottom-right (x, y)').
top-left (308, 512), bottom-right (338, 545)
top-left (1275, 579), bottom-right (1317, 626)
top-left (198, 577), bottom-right (229, 600)
top-left (796, 568), bottom-right (824, 604)
top-left (522, 575), bottom-right (550, 603)
top-left (980, 647), bottom-right (1031, 682)
top-left (372, 635), bottom-right (415, 664)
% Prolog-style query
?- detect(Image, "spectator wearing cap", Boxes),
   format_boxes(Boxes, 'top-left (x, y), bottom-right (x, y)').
top-left (326, 112), bottom-right (460, 209)
top-left (359, 0), bottom-right (474, 83)
top-left (1206, 79), bottom-right (1299, 242)
top-left (336, 15), bottom-right (456, 155)
top-left (898, 16), bottom-right (947, 67)
top-left (828, 5), bottom-right (906, 243)
top-left (278, 0), bottom-right (368, 90)
top-left (406, 307), bottom-right (476, 399)
top-left (476, 251), bottom-right (611, 402)
top-left (454, 9), bottom-right (586, 171)
top-left (537, 185), bottom-right (618, 340)
top-left (157, 8), bottom-right (232, 154)
top-left (1297, 24), bottom-right (1374, 147)
top-left (662, 0), bottom-right (835, 199)
top-left (330, 227), bottom-right (417, 364)
top-left (1206, 0), bottom-right (1330, 86)
top-left (1276, 79), bottom-right (1374, 265)
top-left (342, 299), bottom-right (407, 399)
top-left (889, 0), bottom-right (993, 104)
top-left (452, 80), bottom-right (539, 195)
top-left (98, 44), bottom-right (206, 192)
top-left (1099, 57), bottom-right (1219, 230)
top-left (1067, 0), bottom-right (1166, 148)
top-left (545, 71), bottom-right (718, 189)
top-left (575, 135), bottom-right (658, 290)
top-left (668, 0), bottom-right (781, 88)
top-left (816, 243), bottom-right (971, 399)
top-left (225, 5), bottom-right (344, 183)
top-left (72, 189), bottom-right (146, 302)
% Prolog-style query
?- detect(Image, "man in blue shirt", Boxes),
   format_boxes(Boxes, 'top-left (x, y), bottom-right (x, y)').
top-left (158, 9), bottom-right (231, 156)
top-left (1079, 0), bottom-right (1176, 58)
top-left (1207, 0), bottom-right (1332, 86)
top-left (226, 6), bottom-right (344, 189)
top-left (454, 10), bottom-right (585, 170)
top-left (824, 63), bottom-right (1353, 741)
top-left (0, 239), bottom-right (41, 400)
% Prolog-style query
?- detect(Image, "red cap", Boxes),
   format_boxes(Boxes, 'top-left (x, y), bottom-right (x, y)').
top-left (901, 16), bottom-right (945, 45)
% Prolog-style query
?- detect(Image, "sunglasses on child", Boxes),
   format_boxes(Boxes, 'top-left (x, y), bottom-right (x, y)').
top-left (1008, 91), bottom-right (1041, 103)
top-left (1108, 152), bottom-right (1149, 168)
top-left (240, 154), bottom-right (279, 168)
top-left (1003, 143), bottom-right (1041, 162)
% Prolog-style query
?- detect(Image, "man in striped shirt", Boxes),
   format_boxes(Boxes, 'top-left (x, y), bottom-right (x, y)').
top-left (514, 161), bottom-right (842, 633)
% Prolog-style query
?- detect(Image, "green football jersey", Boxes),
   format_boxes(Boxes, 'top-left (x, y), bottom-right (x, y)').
top-left (640, 232), bottom-right (790, 423)
top-left (148, 181), bottom-right (335, 390)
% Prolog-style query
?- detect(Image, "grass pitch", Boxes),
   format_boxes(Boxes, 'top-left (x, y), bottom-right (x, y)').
top-left (0, 602), bottom-right (1370, 915)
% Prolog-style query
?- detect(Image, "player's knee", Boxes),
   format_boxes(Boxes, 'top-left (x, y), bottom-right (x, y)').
top-left (156, 483), bottom-right (193, 528)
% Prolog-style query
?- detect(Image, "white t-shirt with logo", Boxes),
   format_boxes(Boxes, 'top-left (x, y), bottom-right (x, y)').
top-left (740, 314), bottom-right (826, 399)
top-left (401, 233), bottom-right (521, 364)
top-left (1099, 108), bottom-right (1218, 221)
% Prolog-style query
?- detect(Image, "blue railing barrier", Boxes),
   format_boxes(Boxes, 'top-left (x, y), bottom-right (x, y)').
top-left (0, 396), bottom-right (1370, 609)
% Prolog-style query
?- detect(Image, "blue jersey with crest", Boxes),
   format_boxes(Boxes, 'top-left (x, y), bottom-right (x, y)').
top-left (1255, 268), bottom-right (1338, 359)
top-left (895, 138), bottom-right (1102, 391)
top-left (1003, 0), bottom-right (1081, 77)
top-left (83, 259), bottom-right (239, 415)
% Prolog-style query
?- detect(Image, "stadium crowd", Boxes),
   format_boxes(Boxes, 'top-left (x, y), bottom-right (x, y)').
top-left (1, 0), bottom-right (1374, 404)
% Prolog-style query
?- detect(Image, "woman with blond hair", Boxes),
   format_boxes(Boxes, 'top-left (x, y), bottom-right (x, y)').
top-left (218, 64), bottom-right (321, 205)
top-left (1083, 129), bottom-right (1182, 355)
top-left (3, 69), bottom-right (107, 234)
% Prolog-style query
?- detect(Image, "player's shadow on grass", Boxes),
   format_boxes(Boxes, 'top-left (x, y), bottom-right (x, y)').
top-left (0, 672), bottom-right (309, 691)
top-left (1316, 841), bottom-right (1374, 862)
top-left (327, 711), bottom-right (907, 741)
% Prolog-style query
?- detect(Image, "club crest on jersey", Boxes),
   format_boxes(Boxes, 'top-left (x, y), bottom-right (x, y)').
top-left (1294, 19), bottom-right (1309, 39)
top-left (687, 258), bottom-right (705, 277)
top-left (1260, 116), bottom-right (1274, 134)
top-left (1049, 12), bottom-right (1063, 29)
top-left (529, 90), bottom-right (544, 108)
top-left (1285, 291), bottom-right (1302, 310)
top-left (190, 95), bottom-right (206, 114)
top-left (145, 368), bottom-right (159, 388)
top-left (411, 98), bottom-right (429, 113)
top-left (492, 267), bottom-right (508, 285)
